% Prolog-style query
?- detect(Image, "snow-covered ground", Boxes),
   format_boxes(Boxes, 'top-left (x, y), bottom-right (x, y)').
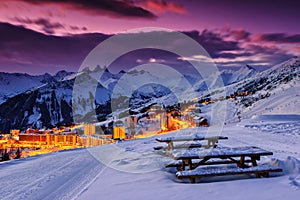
top-left (0, 149), bottom-right (102, 200)
top-left (241, 81), bottom-right (300, 118)
top-left (1, 114), bottom-right (300, 200)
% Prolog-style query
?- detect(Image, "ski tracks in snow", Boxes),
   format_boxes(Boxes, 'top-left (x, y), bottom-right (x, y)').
top-left (0, 149), bottom-right (102, 200)
top-left (289, 175), bottom-right (300, 190)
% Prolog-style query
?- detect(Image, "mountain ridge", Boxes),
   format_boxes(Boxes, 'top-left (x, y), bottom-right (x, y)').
top-left (0, 57), bottom-right (298, 132)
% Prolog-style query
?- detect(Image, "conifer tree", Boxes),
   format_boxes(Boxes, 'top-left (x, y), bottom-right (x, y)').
top-left (15, 148), bottom-right (21, 159)
top-left (2, 149), bottom-right (10, 161)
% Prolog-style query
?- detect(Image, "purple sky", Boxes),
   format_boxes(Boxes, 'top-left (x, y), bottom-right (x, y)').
top-left (0, 0), bottom-right (299, 75)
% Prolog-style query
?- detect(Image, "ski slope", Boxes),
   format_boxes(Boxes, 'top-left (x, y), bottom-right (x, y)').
top-left (1, 115), bottom-right (300, 200)
top-left (0, 149), bottom-right (102, 200)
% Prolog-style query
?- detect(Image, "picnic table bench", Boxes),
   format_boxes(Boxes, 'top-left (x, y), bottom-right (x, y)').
top-left (176, 165), bottom-right (282, 183)
top-left (167, 146), bottom-right (282, 183)
top-left (154, 135), bottom-right (228, 150)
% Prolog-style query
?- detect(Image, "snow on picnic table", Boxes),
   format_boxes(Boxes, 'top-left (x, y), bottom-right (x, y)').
top-left (168, 146), bottom-right (273, 160)
top-left (156, 135), bottom-right (227, 142)
top-left (176, 165), bottom-right (282, 177)
top-left (1, 115), bottom-right (300, 200)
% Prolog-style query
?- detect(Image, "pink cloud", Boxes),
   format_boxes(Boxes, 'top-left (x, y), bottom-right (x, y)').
top-left (139, 0), bottom-right (186, 14)
top-left (217, 27), bottom-right (251, 41)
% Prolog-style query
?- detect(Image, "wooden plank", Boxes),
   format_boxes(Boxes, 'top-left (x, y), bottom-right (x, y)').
top-left (177, 167), bottom-right (282, 179)
top-left (165, 159), bottom-right (253, 168)
top-left (172, 151), bottom-right (273, 160)
top-left (176, 165), bottom-right (283, 182)
top-left (156, 136), bottom-right (228, 143)
top-left (154, 143), bottom-right (204, 150)
top-left (168, 146), bottom-right (273, 160)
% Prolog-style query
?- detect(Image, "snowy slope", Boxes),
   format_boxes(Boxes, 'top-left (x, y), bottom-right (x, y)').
top-left (191, 64), bottom-right (258, 98)
top-left (224, 57), bottom-right (300, 120)
top-left (63, 119), bottom-right (300, 200)
top-left (235, 56), bottom-right (299, 93)
top-left (221, 64), bottom-right (258, 85)
top-left (1, 117), bottom-right (300, 200)
top-left (0, 72), bottom-right (52, 104)
top-left (0, 71), bottom-right (74, 104)
top-left (241, 81), bottom-right (300, 118)
top-left (0, 149), bottom-right (101, 200)
top-left (0, 79), bottom-right (75, 131)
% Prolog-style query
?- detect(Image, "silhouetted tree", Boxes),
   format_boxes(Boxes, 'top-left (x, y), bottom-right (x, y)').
top-left (2, 149), bottom-right (10, 161)
top-left (15, 148), bottom-right (21, 159)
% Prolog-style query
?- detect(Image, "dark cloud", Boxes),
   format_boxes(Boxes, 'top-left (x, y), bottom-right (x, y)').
top-left (245, 44), bottom-right (278, 54)
top-left (220, 28), bottom-right (251, 41)
top-left (0, 22), bottom-right (110, 74)
top-left (217, 52), bottom-right (252, 59)
top-left (182, 30), bottom-right (241, 58)
top-left (217, 43), bottom-right (294, 67)
top-left (254, 33), bottom-right (300, 44)
top-left (182, 29), bottom-right (296, 68)
top-left (13, 17), bottom-right (89, 34)
top-left (14, 17), bottom-right (65, 34)
top-left (0, 22), bottom-right (297, 74)
top-left (70, 26), bottom-right (88, 31)
top-left (107, 48), bottom-right (194, 73)
top-left (245, 44), bottom-right (294, 61)
top-left (20, 0), bottom-right (157, 19)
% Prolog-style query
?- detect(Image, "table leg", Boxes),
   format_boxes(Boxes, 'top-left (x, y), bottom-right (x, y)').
top-left (207, 139), bottom-right (214, 148)
top-left (251, 156), bottom-right (258, 166)
top-left (167, 141), bottom-right (174, 150)
top-left (181, 159), bottom-right (186, 171)
top-left (189, 177), bottom-right (196, 183)
top-left (238, 156), bottom-right (245, 168)
top-left (180, 159), bottom-right (193, 170)
top-left (187, 159), bottom-right (193, 170)
top-left (251, 156), bottom-right (261, 178)
top-left (193, 157), bottom-right (210, 169)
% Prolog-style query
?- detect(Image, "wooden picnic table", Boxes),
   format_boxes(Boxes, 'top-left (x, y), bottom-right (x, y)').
top-left (168, 146), bottom-right (272, 170)
top-left (166, 146), bottom-right (282, 182)
top-left (155, 135), bottom-right (228, 150)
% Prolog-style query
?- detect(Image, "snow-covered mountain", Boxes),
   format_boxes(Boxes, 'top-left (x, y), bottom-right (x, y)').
top-left (220, 64), bottom-right (258, 85)
top-left (230, 57), bottom-right (300, 119)
top-left (0, 57), bottom-right (298, 132)
top-left (234, 57), bottom-right (299, 96)
top-left (191, 64), bottom-right (259, 98)
top-left (0, 67), bottom-right (170, 131)
top-left (53, 70), bottom-right (74, 81)
top-left (0, 70), bottom-right (113, 132)
top-left (0, 79), bottom-right (74, 131)
top-left (0, 70), bottom-right (74, 104)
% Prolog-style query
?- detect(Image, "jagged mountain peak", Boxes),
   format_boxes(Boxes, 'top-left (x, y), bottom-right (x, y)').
top-left (40, 72), bottom-right (56, 83)
top-left (119, 69), bottom-right (126, 74)
top-left (54, 70), bottom-right (74, 81)
top-left (245, 64), bottom-right (256, 71)
top-left (237, 64), bottom-right (256, 74)
top-left (219, 64), bottom-right (258, 85)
